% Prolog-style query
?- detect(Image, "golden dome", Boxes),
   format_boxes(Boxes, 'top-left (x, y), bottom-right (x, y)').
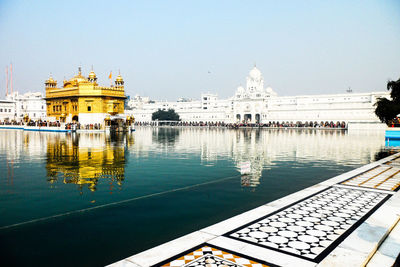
top-left (45, 75), bottom-right (56, 84)
top-left (71, 73), bottom-right (86, 82)
top-left (88, 70), bottom-right (96, 79)
top-left (72, 67), bottom-right (86, 82)
top-left (72, 76), bottom-right (86, 82)
top-left (116, 74), bottom-right (123, 82)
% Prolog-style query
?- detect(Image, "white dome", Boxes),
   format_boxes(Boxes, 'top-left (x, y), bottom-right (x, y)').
top-left (249, 66), bottom-right (262, 80)
top-left (266, 86), bottom-right (277, 96)
top-left (236, 86), bottom-right (245, 93)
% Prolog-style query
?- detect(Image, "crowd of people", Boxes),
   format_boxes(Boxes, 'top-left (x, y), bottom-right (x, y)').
top-left (389, 117), bottom-right (400, 128)
top-left (64, 123), bottom-right (103, 130)
top-left (26, 120), bottom-right (61, 127)
top-left (0, 120), bottom-right (24, 126)
top-left (0, 119), bottom-right (347, 129)
top-left (0, 120), bottom-right (63, 127)
top-left (134, 120), bottom-right (347, 128)
top-left (0, 120), bottom-right (104, 130)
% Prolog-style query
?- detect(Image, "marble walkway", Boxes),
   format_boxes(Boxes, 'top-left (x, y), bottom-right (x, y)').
top-left (110, 153), bottom-right (400, 267)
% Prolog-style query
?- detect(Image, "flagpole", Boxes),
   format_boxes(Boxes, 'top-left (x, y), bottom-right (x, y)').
top-left (5, 66), bottom-right (8, 96)
top-left (10, 63), bottom-right (13, 95)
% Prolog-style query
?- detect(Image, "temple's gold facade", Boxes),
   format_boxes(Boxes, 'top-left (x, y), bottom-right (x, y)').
top-left (45, 68), bottom-right (126, 124)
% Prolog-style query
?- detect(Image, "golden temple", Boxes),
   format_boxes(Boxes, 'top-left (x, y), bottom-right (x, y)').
top-left (45, 67), bottom-right (126, 124)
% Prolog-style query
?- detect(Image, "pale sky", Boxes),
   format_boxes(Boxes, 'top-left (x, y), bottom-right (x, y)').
top-left (0, 0), bottom-right (399, 101)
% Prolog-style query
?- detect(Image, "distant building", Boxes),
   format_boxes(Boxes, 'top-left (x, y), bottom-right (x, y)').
top-left (0, 92), bottom-right (46, 122)
top-left (45, 68), bottom-right (126, 124)
top-left (129, 66), bottom-right (389, 124)
top-left (127, 95), bottom-right (150, 110)
top-left (0, 99), bottom-right (15, 121)
top-left (6, 91), bottom-right (46, 121)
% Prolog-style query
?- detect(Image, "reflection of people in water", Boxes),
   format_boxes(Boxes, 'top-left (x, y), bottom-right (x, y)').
top-left (45, 133), bottom-right (131, 194)
top-left (240, 174), bottom-right (260, 191)
top-left (152, 128), bottom-right (180, 145)
top-left (239, 160), bottom-right (262, 189)
top-left (241, 175), bottom-right (250, 187)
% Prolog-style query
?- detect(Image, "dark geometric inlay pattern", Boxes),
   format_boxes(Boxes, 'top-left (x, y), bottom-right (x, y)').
top-left (226, 187), bottom-right (389, 262)
top-left (153, 244), bottom-right (273, 267)
top-left (185, 255), bottom-right (239, 267)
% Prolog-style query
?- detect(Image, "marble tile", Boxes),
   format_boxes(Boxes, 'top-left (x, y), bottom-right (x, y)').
top-left (336, 197), bottom-right (400, 253)
top-left (367, 252), bottom-right (398, 267)
top-left (107, 260), bottom-right (141, 267)
top-left (200, 205), bottom-right (277, 236)
top-left (384, 190), bottom-right (400, 211)
top-left (224, 187), bottom-right (390, 263)
top-left (333, 184), bottom-right (395, 195)
top-left (367, 220), bottom-right (400, 266)
top-left (364, 205), bottom-right (400, 229)
top-left (338, 221), bottom-right (388, 255)
top-left (319, 164), bottom-right (382, 186)
top-left (341, 165), bottom-right (400, 191)
top-left (126, 231), bottom-right (217, 267)
top-left (321, 152), bottom-right (400, 187)
top-left (385, 155), bottom-right (400, 167)
top-left (151, 244), bottom-right (273, 267)
top-left (317, 247), bottom-right (369, 267)
top-left (264, 184), bottom-right (328, 209)
top-left (208, 236), bottom-right (316, 267)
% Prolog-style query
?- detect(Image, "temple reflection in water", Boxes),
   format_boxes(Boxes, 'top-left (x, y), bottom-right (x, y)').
top-left (0, 127), bottom-right (390, 193)
top-left (46, 132), bottom-right (134, 192)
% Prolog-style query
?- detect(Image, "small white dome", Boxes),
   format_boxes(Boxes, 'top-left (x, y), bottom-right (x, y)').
top-left (249, 66), bottom-right (262, 80)
top-left (236, 86), bottom-right (245, 93)
top-left (266, 86), bottom-right (277, 96)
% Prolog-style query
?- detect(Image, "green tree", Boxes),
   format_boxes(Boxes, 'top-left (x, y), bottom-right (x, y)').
top-left (152, 109), bottom-right (180, 121)
top-left (375, 78), bottom-right (400, 125)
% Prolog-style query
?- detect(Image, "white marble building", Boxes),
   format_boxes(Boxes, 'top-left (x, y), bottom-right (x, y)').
top-left (0, 99), bottom-right (16, 121)
top-left (128, 66), bottom-right (389, 124)
top-left (2, 92), bottom-right (46, 121)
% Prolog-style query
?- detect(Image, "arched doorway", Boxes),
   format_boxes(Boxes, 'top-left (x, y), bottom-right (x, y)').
top-left (236, 114), bottom-right (241, 121)
top-left (72, 115), bottom-right (79, 122)
top-left (255, 114), bottom-right (260, 123)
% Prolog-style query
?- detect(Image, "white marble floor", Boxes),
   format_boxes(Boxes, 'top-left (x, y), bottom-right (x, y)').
top-left (225, 187), bottom-right (389, 262)
top-left (341, 165), bottom-right (400, 191)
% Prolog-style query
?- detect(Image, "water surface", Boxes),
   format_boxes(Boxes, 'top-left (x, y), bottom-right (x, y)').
top-left (0, 127), bottom-right (395, 266)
